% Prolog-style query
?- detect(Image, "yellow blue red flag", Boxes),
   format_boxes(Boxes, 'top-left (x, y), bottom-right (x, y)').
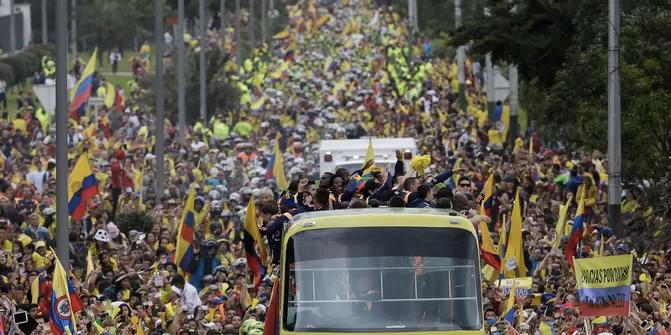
top-left (175, 186), bottom-right (197, 273)
top-left (69, 49), bottom-right (98, 119)
top-left (67, 153), bottom-right (99, 220)
top-left (503, 189), bottom-right (528, 278)
top-left (49, 252), bottom-right (83, 335)
top-left (243, 194), bottom-right (268, 289)
top-left (574, 254), bottom-right (633, 316)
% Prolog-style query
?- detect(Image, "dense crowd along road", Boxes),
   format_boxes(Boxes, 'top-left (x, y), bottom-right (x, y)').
top-left (0, 0), bottom-right (662, 335)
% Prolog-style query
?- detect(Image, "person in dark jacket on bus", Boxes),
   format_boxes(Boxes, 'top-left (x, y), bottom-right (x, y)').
top-left (407, 183), bottom-right (432, 208)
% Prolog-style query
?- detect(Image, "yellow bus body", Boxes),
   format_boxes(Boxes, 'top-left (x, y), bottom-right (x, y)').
top-left (279, 208), bottom-right (485, 335)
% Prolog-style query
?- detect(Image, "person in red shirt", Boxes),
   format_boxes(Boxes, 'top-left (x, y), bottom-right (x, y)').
top-left (110, 149), bottom-right (134, 220)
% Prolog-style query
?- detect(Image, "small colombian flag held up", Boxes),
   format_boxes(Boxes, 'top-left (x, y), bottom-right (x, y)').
top-left (175, 186), bottom-right (197, 273)
top-left (69, 49), bottom-right (98, 119)
top-left (67, 154), bottom-right (99, 221)
top-left (243, 194), bottom-right (268, 289)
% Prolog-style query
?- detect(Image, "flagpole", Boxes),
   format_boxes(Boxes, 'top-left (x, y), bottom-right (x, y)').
top-left (9, 0), bottom-right (15, 54)
top-left (55, 0), bottom-right (70, 269)
top-left (155, 0), bottom-right (165, 202)
top-left (199, 0), bottom-right (208, 126)
top-left (177, 0), bottom-right (186, 145)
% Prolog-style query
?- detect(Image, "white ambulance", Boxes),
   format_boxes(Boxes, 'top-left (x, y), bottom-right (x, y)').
top-left (318, 137), bottom-right (418, 176)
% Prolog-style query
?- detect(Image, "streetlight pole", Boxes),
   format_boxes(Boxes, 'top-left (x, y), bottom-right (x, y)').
top-left (55, 0), bottom-right (69, 269)
top-left (407, 0), bottom-right (414, 51)
top-left (235, 0), bottom-right (241, 67)
top-left (455, 0), bottom-right (466, 112)
top-left (9, 0), bottom-right (15, 54)
top-left (249, 0), bottom-right (256, 50)
top-left (199, 0), bottom-right (208, 126)
top-left (608, 0), bottom-right (623, 235)
top-left (177, 0), bottom-right (186, 145)
top-left (261, 0), bottom-right (267, 44)
top-left (71, 0), bottom-right (77, 60)
top-left (508, 1), bottom-right (519, 143)
top-left (154, 0), bottom-right (165, 203)
top-left (42, 0), bottom-right (48, 44)
top-left (221, 0), bottom-right (226, 43)
top-left (509, 64), bottom-right (519, 143)
top-left (485, 54), bottom-right (495, 119)
top-left (269, 0), bottom-right (275, 39)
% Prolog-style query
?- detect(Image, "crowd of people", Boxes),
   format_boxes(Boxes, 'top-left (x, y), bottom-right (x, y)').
top-left (0, 0), bottom-right (665, 334)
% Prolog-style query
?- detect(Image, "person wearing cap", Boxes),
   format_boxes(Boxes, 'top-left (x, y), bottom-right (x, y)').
top-left (31, 240), bottom-right (51, 270)
top-left (186, 239), bottom-right (221, 291)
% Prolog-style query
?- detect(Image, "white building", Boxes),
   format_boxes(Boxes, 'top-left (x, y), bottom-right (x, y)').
top-left (0, 0), bottom-right (33, 51)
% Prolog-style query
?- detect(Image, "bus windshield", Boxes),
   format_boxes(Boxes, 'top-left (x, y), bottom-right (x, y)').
top-left (283, 227), bottom-right (481, 332)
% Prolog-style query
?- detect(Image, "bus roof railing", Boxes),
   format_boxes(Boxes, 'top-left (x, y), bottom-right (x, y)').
top-left (287, 208), bottom-right (465, 231)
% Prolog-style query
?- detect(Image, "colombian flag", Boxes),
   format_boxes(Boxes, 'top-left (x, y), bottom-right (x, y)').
top-left (567, 192), bottom-right (586, 267)
top-left (503, 189), bottom-right (528, 278)
top-left (481, 172), bottom-right (495, 217)
top-left (243, 194), bottom-right (268, 289)
top-left (263, 277), bottom-right (280, 335)
top-left (175, 186), bottom-right (197, 273)
top-left (479, 220), bottom-right (501, 273)
top-left (67, 154), bottom-right (99, 221)
top-left (502, 282), bottom-right (517, 324)
top-left (31, 272), bottom-right (52, 316)
top-left (479, 173), bottom-right (500, 271)
top-left (265, 133), bottom-right (288, 190)
top-left (49, 253), bottom-right (83, 335)
top-left (69, 49), bottom-right (98, 119)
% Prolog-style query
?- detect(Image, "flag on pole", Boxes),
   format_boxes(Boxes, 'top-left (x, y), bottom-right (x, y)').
top-left (499, 213), bottom-right (508, 260)
top-left (479, 171), bottom-right (500, 273)
top-left (175, 186), bottom-right (197, 273)
top-left (269, 133), bottom-right (288, 190)
top-left (243, 195), bottom-right (268, 289)
top-left (573, 254), bottom-right (633, 316)
top-left (103, 82), bottom-right (115, 109)
top-left (502, 280), bottom-right (517, 324)
top-left (48, 252), bottom-right (83, 335)
top-left (480, 172), bottom-right (495, 217)
top-left (480, 220), bottom-right (501, 273)
top-left (567, 191), bottom-right (586, 267)
top-left (69, 49), bottom-right (98, 119)
top-left (67, 154), bottom-right (99, 221)
top-left (552, 195), bottom-right (573, 248)
top-left (263, 277), bottom-right (280, 335)
top-left (361, 138), bottom-right (376, 174)
top-left (503, 189), bottom-right (528, 278)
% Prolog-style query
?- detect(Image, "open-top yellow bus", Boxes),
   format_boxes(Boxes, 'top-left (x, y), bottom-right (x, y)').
top-left (280, 208), bottom-right (484, 335)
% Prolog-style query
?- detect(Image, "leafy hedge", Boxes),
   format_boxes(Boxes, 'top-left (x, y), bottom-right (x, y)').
top-left (0, 44), bottom-right (54, 86)
top-left (114, 211), bottom-right (155, 236)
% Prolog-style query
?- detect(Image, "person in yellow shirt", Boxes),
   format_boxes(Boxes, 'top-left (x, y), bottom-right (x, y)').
top-left (32, 241), bottom-right (51, 271)
top-left (487, 123), bottom-right (504, 151)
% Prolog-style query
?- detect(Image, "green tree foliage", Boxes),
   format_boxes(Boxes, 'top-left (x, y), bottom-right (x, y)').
top-left (452, 0), bottom-right (671, 212)
top-left (75, 0), bottom-right (154, 54)
top-left (160, 47), bottom-right (240, 125)
top-left (0, 44), bottom-right (53, 86)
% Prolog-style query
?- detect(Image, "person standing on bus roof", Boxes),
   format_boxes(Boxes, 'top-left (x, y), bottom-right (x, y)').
top-left (407, 183), bottom-right (433, 208)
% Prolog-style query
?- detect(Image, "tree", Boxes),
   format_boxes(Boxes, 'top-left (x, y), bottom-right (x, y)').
top-left (451, 0), bottom-right (671, 215)
top-left (75, 0), bottom-right (154, 55)
top-left (159, 47), bottom-right (240, 125)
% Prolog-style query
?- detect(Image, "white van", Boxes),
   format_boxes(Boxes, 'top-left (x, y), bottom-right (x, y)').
top-left (318, 137), bottom-right (418, 176)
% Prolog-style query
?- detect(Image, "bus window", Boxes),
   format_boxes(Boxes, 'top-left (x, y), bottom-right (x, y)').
top-left (283, 227), bottom-right (482, 332)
